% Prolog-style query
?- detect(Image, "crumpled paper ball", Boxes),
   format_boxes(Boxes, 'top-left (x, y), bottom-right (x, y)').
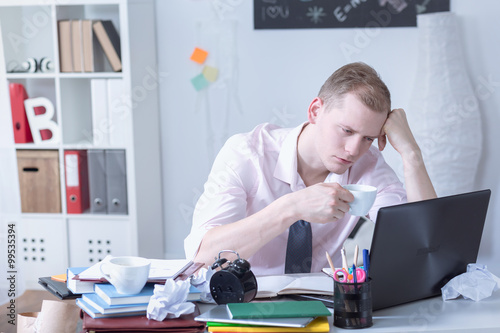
top-left (442, 264), bottom-right (500, 302)
top-left (147, 279), bottom-right (195, 321)
top-left (190, 267), bottom-right (216, 303)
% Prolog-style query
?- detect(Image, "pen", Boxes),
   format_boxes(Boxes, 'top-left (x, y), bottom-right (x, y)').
top-left (325, 251), bottom-right (336, 275)
top-left (352, 264), bottom-right (357, 283)
top-left (341, 247), bottom-right (348, 270)
top-left (363, 249), bottom-right (370, 278)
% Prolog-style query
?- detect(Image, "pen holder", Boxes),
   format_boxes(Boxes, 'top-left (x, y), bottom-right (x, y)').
top-left (333, 278), bottom-right (373, 329)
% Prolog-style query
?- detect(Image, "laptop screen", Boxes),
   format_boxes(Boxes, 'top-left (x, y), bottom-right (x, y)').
top-left (370, 189), bottom-right (491, 310)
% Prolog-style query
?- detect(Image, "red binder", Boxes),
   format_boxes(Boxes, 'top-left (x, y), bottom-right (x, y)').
top-left (9, 83), bottom-right (33, 143)
top-left (9, 83), bottom-right (53, 142)
top-left (64, 150), bottom-right (90, 214)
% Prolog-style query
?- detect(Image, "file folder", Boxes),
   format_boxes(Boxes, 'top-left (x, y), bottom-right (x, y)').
top-left (64, 150), bottom-right (90, 214)
top-left (9, 83), bottom-right (33, 143)
top-left (105, 150), bottom-right (128, 214)
top-left (90, 79), bottom-right (109, 146)
top-left (107, 79), bottom-right (127, 147)
top-left (58, 20), bottom-right (73, 72)
top-left (71, 20), bottom-right (84, 72)
top-left (87, 150), bottom-right (107, 214)
top-left (92, 20), bottom-right (122, 72)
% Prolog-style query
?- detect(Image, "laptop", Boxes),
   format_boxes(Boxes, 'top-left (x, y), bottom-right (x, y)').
top-left (370, 189), bottom-right (491, 310)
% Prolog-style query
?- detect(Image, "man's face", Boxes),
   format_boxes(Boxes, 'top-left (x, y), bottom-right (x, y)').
top-left (310, 92), bottom-right (388, 175)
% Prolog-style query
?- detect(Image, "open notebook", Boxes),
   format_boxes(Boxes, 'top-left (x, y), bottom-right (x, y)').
top-left (255, 273), bottom-right (333, 298)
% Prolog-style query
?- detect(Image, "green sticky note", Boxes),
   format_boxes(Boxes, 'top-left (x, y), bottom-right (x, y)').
top-left (202, 65), bottom-right (218, 82)
top-left (191, 73), bottom-right (210, 91)
top-left (227, 301), bottom-right (330, 319)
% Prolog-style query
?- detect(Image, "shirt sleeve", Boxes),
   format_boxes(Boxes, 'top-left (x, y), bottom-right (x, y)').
top-left (183, 134), bottom-right (255, 260)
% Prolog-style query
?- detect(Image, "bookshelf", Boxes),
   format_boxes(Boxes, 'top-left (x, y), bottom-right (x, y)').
top-left (0, 0), bottom-right (164, 289)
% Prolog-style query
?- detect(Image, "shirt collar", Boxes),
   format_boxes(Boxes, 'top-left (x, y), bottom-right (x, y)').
top-left (274, 122), bottom-right (307, 191)
top-left (274, 122), bottom-right (349, 190)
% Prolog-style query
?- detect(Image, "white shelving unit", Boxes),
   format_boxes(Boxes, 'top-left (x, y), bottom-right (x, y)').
top-left (0, 0), bottom-right (164, 289)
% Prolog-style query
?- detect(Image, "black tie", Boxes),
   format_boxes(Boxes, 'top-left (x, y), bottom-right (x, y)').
top-left (285, 220), bottom-right (312, 273)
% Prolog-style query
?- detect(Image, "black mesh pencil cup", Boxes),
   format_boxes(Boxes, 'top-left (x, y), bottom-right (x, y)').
top-left (333, 278), bottom-right (373, 329)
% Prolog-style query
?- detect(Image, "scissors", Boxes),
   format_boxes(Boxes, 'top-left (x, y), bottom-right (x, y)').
top-left (334, 268), bottom-right (366, 283)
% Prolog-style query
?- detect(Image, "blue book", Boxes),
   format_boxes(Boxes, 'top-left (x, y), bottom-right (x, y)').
top-left (95, 283), bottom-right (155, 306)
top-left (95, 282), bottom-right (201, 306)
top-left (67, 267), bottom-right (96, 294)
top-left (187, 284), bottom-right (202, 302)
top-left (76, 298), bottom-right (146, 319)
top-left (82, 293), bottom-right (148, 314)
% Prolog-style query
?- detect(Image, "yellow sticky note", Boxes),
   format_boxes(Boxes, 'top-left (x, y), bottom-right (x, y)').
top-left (51, 273), bottom-right (67, 283)
top-left (202, 66), bottom-right (218, 82)
top-left (190, 47), bottom-right (208, 64)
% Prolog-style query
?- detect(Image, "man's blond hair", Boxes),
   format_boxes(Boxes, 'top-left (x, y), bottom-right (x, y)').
top-left (318, 62), bottom-right (391, 113)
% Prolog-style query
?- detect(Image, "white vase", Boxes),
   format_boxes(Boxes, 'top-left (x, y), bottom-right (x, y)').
top-left (408, 12), bottom-right (482, 197)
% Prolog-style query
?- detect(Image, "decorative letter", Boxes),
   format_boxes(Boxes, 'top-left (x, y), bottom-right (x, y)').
top-left (24, 97), bottom-right (60, 144)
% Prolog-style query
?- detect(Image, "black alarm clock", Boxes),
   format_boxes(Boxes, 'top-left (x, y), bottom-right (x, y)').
top-left (209, 250), bottom-right (258, 305)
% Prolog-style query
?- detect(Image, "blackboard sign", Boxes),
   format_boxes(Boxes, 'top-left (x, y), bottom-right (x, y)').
top-left (254, 0), bottom-right (450, 30)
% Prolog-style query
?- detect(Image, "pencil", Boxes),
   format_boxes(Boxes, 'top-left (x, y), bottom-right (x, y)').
top-left (325, 251), bottom-right (336, 275)
top-left (341, 247), bottom-right (348, 270)
top-left (353, 244), bottom-right (359, 267)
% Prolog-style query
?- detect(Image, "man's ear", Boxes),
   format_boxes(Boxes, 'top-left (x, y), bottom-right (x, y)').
top-left (378, 133), bottom-right (387, 151)
top-left (307, 97), bottom-right (323, 124)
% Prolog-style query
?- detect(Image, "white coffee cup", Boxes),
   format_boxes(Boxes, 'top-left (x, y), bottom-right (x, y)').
top-left (343, 184), bottom-right (377, 216)
top-left (99, 256), bottom-right (151, 295)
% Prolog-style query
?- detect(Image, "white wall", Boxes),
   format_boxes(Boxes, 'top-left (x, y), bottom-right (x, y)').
top-left (154, 0), bottom-right (500, 274)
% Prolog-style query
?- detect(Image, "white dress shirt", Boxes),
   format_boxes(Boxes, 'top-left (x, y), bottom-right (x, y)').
top-left (184, 122), bottom-right (407, 275)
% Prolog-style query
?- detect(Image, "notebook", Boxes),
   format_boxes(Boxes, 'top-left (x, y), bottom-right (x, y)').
top-left (370, 189), bottom-right (491, 310)
top-left (195, 304), bottom-right (315, 328)
top-left (227, 301), bottom-right (330, 319)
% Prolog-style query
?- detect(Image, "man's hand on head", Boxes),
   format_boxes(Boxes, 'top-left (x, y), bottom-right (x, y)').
top-left (377, 108), bottom-right (419, 157)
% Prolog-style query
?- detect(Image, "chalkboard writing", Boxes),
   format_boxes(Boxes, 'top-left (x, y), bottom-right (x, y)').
top-left (254, 0), bottom-right (450, 29)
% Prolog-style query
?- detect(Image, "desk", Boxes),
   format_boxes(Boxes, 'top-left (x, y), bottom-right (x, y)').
top-left (198, 291), bottom-right (500, 333)
top-left (4, 289), bottom-right (500, 333)
top-left (331, 292), bottom-right (500, 332)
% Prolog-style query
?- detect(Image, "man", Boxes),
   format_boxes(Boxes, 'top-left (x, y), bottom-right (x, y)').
top-left (185, 62), bottom-right (436, 275)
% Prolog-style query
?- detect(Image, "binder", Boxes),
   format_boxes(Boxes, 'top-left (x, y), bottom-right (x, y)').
top-left (90, 79), bottom-right (109, 146)
top-left (105, 150), bottom-right (128, 214)
top-left (93, 20), bottom-right (122, 72)
top-left (9, 83), bottom-right (33, 143)
top-left (87, 150), bottom-right (107, 214)
top-left (17, 150), bottom-right (61, 213)
top-left (58, 20), bottom-right (73, 72)
top-left (64, 150), bottom-right (90, 214)
top-left (107, 79), bottom-right (127, 147)
top-left (71, 20), bottom-right (83, 72)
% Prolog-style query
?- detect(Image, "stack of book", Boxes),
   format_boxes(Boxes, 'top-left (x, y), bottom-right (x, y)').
top-left (77, 282), bottom-right (202, 319)
top-left (195, 301), bottom-right (331, 332)
top-left (76, 283), bottom-right (154, 318)
top-left (37, 258), bottom-right (204, 316)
